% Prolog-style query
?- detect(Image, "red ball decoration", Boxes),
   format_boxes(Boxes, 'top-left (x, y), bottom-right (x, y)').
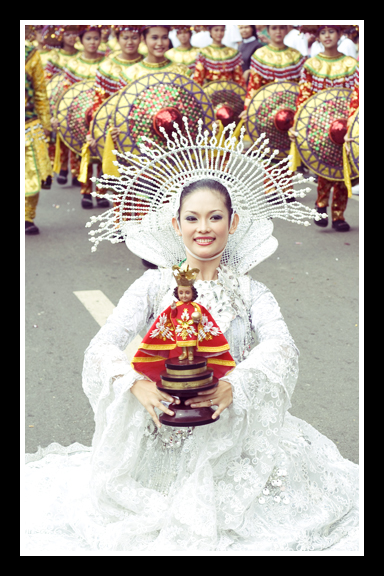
top-left (328, 118), bottom-right (348, 145)
top-left (85, 106), bottom-right (93, 127)
top-left (274, 108), bottom-right (295, 132)
top-left (215, 105), bottom-right (235, 127)
top-left (153, 107), bottom-right (183, 138)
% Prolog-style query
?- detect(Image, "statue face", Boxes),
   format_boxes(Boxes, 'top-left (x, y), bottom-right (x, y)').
top-left (178, 286), bottom-right (193, 302)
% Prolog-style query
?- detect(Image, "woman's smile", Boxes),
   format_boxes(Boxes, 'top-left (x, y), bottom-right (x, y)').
top-left (194, 237), bottom-right (215, 246)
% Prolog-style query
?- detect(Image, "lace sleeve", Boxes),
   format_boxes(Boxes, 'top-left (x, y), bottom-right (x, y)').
top-left (224, 278), bottom-right (299, 410)
top-left (82, 268), bottom-right (162, 413)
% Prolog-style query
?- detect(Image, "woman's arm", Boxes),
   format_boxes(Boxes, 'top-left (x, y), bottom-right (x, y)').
top-left (223, 279), bottom-right (299, 410)
top-left (82, 268), bottom-right (163, 413)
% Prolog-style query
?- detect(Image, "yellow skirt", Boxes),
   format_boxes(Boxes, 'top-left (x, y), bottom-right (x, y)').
top-left (25, 118), bottom-right (52, 196)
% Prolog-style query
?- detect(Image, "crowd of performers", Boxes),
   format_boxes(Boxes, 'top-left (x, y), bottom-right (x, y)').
top-left (25, 24), bottom-right (359, 235)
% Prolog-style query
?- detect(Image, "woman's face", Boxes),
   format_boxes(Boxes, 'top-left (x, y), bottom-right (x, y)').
top-left (268, 25), bottom-right (287, 44)
top-left (145, 26), bottom-right (169, 57)
top-left (177, 286), bottom-right (193, 303)
top-left (319, 27), bottom-right (340, 49)
top-left (81, 30), bottom-right (101, 54)
top-left (172, 188), bottom-right (239, 260)
top-left (210, 26), bottom-right (225, 44)
top-left (63, 31), bottom-right (77, 48)
top-left (238, 25), bottom-right (253, 40)
top-left (176, 29), bottom-right (192, 46)
top-left (119, 30), bottom-right (141, 56)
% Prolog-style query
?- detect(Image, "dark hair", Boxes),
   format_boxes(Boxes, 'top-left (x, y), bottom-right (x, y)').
top-left (173, 285), bottom-right (198, 300)
top-left (179, 179), bottom-right (232, 219)
top-left (79, 28), bottom-right (101, 40)
top-left (143, 26), bottom-right (170, 40)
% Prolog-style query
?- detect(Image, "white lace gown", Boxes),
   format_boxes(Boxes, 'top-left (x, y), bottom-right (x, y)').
top-left (24, 266), bottom-right (359, 552)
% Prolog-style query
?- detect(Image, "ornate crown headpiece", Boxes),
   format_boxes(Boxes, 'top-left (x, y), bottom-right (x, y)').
top-left (172, 264), bottom-right (200, 286)
top-left (86, 117), bottom-right (325, 273)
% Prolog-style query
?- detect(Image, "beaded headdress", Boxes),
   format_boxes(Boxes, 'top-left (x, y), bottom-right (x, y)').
top-left (172, 264), bottom-right (199, 286)
top-left (41, 25), bottom-right (66, 47)
top-left (86, 118), bottom-right (325, 273)
top-left (112, 25), bottom-right (142, 34)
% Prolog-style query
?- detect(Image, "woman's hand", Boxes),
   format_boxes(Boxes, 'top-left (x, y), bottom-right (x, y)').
top-left (109, 126), bottom-right (120, 141)
top-left (51, 117), bottom-right (59, 131)
top-left (130, 379), bottom-right (180, 428)
top-left (344, 135), bottom-right (357, 155)
top-left (184, 379), bottom-right (233, 420)
top-left (86, 134), bottom-right (97, 149)
top-left (239, 109), bottom-right (247, 120)
top-left (288, 127), bottom-right (298, 142)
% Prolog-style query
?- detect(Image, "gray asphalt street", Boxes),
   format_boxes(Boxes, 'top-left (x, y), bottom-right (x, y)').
top-left (24, 174), bottom-right (360, 464)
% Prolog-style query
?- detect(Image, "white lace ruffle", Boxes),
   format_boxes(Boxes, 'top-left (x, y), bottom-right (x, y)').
top-left (24, 267), bottom-right (359, 553)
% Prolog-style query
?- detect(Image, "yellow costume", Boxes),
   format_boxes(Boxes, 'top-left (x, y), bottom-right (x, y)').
top-left (165, 46), bottom-right (200, 75)
top-left (192, 44), bottom-right (245, 87)
top-left (25, 44), bottom-right (52, 229)
top-left (119, 58), bottom-right (189, 88)
top-left (60, 52), bottom-right (106, 196)
top-left (45, 47), bottom-right (79, 80)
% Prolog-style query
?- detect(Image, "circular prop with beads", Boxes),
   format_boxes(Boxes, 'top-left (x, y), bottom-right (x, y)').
top-left (55, 79), bottom-right (96, 156)
top-left (90, 91), bottom-right (121, 161)
top-left (294, 87), bottom-right (358, 181)
top-left (346, 107), bottom-right (359, 175)
top-left (46, 73), bottom-right (67, 118)
top-left (203, 80), bottom-right (246, 128)
top-left (245, 81), bottom-right (299, 160)
top-left (113, 71), bottom-right (215, 154)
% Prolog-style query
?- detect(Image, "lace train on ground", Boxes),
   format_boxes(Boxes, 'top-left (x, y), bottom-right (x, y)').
top-left (24, 267), bottom-right (359, 552)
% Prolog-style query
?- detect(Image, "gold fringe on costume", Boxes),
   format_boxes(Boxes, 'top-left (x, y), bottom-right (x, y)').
top-left (342, 143), bottom-right (353, 198)
top-left (25, 193), bottom-right (40, 222)
top-left (25, 118), bottom-right (52, 196)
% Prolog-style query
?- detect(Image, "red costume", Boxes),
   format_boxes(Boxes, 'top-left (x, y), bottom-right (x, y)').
top-left (132, 300), bottom-right (235, 382)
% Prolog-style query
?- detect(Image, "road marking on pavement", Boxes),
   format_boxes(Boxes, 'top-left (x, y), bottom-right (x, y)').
top-left (73, 290), bottom-right (143, 361)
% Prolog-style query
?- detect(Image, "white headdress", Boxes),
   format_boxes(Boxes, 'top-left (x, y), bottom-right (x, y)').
top-left (86, 118), bottom-right (325, 274)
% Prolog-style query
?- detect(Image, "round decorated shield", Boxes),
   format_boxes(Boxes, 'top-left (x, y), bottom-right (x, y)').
top-left (55, 79), bottom-right (95, 156)
top-left (113, 72), bottom-right (215, 155)
top-left (245, 81), bottom-right (299, 160)
top-left (346, 107), bottom-right (359, 175)
top-left (203, 80), bottom-right (246, 127)
top-left (46, 72), bottom-right (66, 117)
top-left (294, 87), bottom-right (358, 181)
top-left (90, 91), bottom-right (121, 161)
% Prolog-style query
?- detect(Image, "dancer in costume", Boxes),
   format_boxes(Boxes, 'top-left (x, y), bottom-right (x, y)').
top-left (241, 25), bottom-right (306, 111)
top-left (24, 119), bottom-right (358, 551)
top-left (165, 26), bottom-right (200, 76)
top-left (45, 26), bottom-right (79, 80)
top-left (84, 25), bottom-right (143, 206)
top-left (57, 25), bottom-right (107, 208)
top-left (289, 25), bottom-right (359, 232)
top-left (25, 41), bottom-right (52, 235)
top-left (91, 25), bottom-right (143, 113)
top-left (27, 25), bottom-right (53, 78)
top-left (118, 25), bottom-right (189, 89)
top-left (43, 25), bottom-right (80, 185)
top-left (192, 25), bottom-right (245, 87)
top-left (111, 25), bottom-right (189, 144)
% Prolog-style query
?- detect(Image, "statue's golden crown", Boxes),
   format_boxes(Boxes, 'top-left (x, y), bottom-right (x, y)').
top-left (172, 264), bottom-right (199, 286)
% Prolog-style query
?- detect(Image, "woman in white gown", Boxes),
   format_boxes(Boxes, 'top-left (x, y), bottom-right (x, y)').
top-left (24, 119), bottom-right (359, 553)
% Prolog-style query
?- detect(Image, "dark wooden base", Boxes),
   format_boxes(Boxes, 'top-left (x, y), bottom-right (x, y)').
top-left (157, 356), bottom-right (219, 427)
